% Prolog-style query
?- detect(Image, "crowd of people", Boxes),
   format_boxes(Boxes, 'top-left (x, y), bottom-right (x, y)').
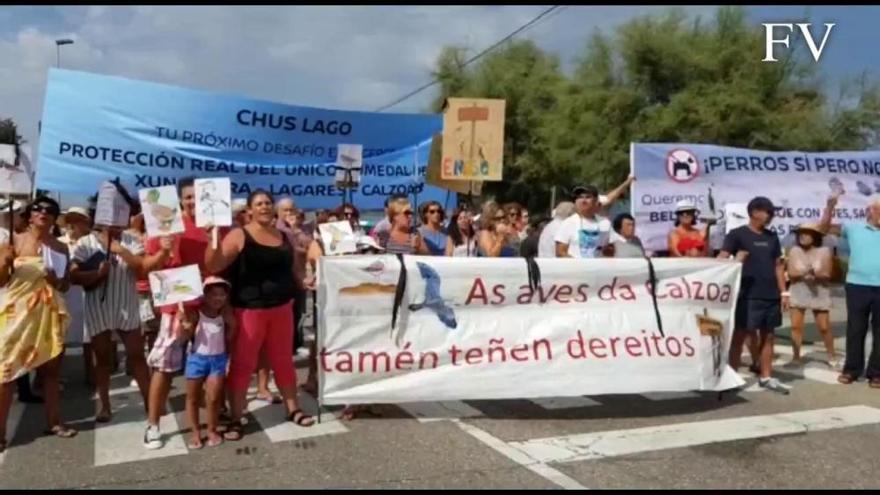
top-left (1, 173), bottom-right (879, 454)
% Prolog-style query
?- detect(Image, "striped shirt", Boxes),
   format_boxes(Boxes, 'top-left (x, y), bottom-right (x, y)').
top-left (73, 232), bottom-right (144, 337)
top-left (379, 230), bottom-right (415, 254)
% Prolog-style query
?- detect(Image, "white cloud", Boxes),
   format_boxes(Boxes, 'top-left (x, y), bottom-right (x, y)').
top-left (1, 5), bottom-right (718, 156)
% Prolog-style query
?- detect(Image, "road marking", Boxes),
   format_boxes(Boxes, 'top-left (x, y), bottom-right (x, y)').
top-left (773, 346), bottom-right (841, 385)
top-left (0, 402), bottom-right (25, 466)
top-left (452, 419), bottom-right (587, 490)
top-left (530, 397), bottom-right (601, 410)
top-left (641, 392), bottom-right (701, 401)
top-left (398, 401), bottom-right (483, 423)
top-left (94, 394), bottom-right (188, 467)
top-left (246, 393), bottom-right (348, 442)
top-left (508, 406), bottom-right (880, 464)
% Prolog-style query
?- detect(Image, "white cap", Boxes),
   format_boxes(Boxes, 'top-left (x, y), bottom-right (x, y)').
top-left (62, 206), bottom-right (90, 221)
top-left (675, 199), bottom-right (699, 213)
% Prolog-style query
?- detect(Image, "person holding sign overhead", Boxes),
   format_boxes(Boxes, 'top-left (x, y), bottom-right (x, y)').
top-left (0, 196), bottom-right (74, 450)
top-left (143, 176), bottom-right (223, 449)
top-left (205, 189), bottom-right (315, 442)
top-left (70, 186), bottom-right (159, 423)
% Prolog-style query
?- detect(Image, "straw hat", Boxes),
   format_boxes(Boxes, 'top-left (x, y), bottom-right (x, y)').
top-left (675, 199), bottom-right (699, 214)
top-left (794, 223), bottom-right (827, 236)
top-left (62, 207), bottom-right (90, 222)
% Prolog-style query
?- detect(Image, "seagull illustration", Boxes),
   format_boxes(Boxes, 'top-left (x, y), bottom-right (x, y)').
top-left (408, 262), bottom-right (457, 329)
top-left (360, 260), bottom-right (385, 281)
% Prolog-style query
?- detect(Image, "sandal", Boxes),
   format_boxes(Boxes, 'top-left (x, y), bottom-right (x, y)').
top-left (207, 434), bottom-right (223, 448)
top-left (187, 436), bottom-right (204, 450)
top-left (288, 409), bottom-right (315, 427)
top-left (44, 424), bottom-right (78, 439)
top-left (223, 420), bottom-right (243, 441)
top-left (838, 373), bottom-right (857, 385)
top-left (95, 410), bottom-right (112, 423)
top-left (341, 406), bottom-right (357, 422)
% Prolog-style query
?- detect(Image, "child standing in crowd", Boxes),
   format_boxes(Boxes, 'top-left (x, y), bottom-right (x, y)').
top-left (181, 277), bottom-right (236, 449)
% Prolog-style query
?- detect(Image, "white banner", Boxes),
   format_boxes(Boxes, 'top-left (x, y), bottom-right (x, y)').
top-left (318, 256), bottom-right (744, 405)
top-left (630, 142), bottom-right (880, 252)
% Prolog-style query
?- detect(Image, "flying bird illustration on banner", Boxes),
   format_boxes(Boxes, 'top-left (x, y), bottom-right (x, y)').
top-left (409, 262), bottom-right (457, 329)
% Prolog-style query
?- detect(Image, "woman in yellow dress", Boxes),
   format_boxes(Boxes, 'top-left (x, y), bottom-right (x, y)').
top-left (0, 196), bottom-right (75, 452)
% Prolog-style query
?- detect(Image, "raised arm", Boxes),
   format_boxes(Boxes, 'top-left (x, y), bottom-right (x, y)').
top-left (601, 174), bottom-right (635, 210)
top-left (205, 227), bottom-right (245, 275)
top-left (818, 192), bottom-right (843, 236)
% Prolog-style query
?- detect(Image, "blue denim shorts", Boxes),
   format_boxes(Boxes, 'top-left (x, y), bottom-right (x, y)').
top-left (185, 353), bottom-right (228, 380)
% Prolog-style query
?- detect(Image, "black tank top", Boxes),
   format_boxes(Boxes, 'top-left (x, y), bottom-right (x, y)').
top-left (229, 228), bottom-right (295, 309)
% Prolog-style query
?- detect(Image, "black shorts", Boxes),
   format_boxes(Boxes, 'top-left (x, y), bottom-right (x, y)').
top-left (735, 298), bottom-right (782, 332)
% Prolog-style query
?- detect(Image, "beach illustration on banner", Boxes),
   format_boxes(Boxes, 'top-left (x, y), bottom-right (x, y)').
top-left (318, 220), bottom-right (358, 255)
top-left (139, 185), bottom-right (184, 237)
top-left (194, 177), bottom-right (232, 228)
top-left (148, 264), bottom-right (203, 307)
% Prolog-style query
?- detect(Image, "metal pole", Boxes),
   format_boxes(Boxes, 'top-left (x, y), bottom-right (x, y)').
top-left (56, 45), bottom-right (60, 68)
top-left (550, 186), bottom-right (556, 216)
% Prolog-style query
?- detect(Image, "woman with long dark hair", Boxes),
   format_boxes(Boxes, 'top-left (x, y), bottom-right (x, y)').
top-left (417, 201), bottom-right (447, 256)
top-left (668, 199), bottom-right (710, 257)
top-left (478, 201), bottom-right (519, 258)
top-left (445, 207), bottom-right (478, 257)
top-left (205, 189), bottom-right (314, 441)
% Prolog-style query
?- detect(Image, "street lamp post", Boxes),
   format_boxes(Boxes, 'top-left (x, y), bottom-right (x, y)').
top-left (55, 39), bottom-right (74, 68)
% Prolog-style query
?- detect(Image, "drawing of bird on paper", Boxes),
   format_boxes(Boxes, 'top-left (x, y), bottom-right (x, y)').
top-left (360, 260), bottom-right (385, 281)
top-left (408, 262), bottom-right (457, 329)
top-left (325, 223), bottom-right (349, 252)
top-left (144, 189), bottom-right (179, 232)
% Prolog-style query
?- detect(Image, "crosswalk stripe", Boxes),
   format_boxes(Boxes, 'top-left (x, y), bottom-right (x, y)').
top-left (508, 405), bottom-right (880, 464)
top-left (246, 393), bottom-right (348, 443)
top-left (0, 401), bottom-right (25, 465)
top-left (398, 401), bottom-right (483, 423)
top-left (772, 346), bottom-right (841, 385)
top-left (529, 397), bottom-right (601, 410)
top-left (94, 393), bottom-right (188, 467)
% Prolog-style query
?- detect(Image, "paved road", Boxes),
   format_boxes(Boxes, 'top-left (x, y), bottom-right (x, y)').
top-left (2, 292), bottom-right (879, 489)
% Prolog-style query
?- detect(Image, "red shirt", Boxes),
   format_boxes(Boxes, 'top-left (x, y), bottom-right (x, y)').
top-left (146, 215), bottom-right (228, 313)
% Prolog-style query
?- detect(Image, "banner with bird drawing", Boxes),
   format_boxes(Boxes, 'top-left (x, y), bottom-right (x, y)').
top-left (139, 185), bottom-right (185, 238)
top-left (317, 256), bottom-right (744, 405)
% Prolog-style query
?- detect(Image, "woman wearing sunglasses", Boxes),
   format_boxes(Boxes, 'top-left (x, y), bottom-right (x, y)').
top-left (378, 198), bottom-right (428, 255)
top-left (417, 201), bottom-right (448, 256)
top-left (478, 201), bottom-right (519, 258)
top-left (0, 197), bottom-right (76, 449)
top-left (335, 203), bottom-right (365, 237)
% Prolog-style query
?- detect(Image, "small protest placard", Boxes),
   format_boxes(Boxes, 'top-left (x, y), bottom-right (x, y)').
top-left (139, 185), bottom-right (184, 238)
top-left (148, 264), bottom-right (203, 308)
top-left (194, 177), bottom-right (232, 228)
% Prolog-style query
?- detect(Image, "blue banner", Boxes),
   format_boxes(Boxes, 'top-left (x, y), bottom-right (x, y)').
top-left (36, 69), bottom-right (455, 210)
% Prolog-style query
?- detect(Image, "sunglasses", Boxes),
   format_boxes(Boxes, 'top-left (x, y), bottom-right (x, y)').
top-left (33, 204), bottom-right (58, 216)
top-left (402, 210), bottom-right (414, 216)
top-left (428, 208), bottom-right (441, 214)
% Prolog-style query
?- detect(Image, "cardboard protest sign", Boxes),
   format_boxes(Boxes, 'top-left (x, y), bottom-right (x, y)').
top-left (441, 98), bottom-right (505, 181)
top-left (194, 177), bottom-right (232, 228)
top-left (319, 220), bottom-right (358, 256)
top-left (94, 180), bottom-right (131, 227)
top-left (139, 185), bottom-right (184, 238)
top-left (148, 264), bottom-right (203, 308)
top-left (334, 144), bottom-right (363, 189)
top-left (426, 133), bottom-right (482, 195)
top-left (0, 144), bottom-right (34, 195)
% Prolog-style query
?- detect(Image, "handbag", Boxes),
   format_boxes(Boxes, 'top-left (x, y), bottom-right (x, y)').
top-left (77, 250), bottom-right (109, 291)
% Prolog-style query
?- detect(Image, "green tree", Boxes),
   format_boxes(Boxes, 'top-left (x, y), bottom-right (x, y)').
top-left (430, 6), bottom-right (880, 211)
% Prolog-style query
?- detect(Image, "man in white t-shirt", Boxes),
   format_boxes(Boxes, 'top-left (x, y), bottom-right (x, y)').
top-left (555, 184), bottom-right (612, 258)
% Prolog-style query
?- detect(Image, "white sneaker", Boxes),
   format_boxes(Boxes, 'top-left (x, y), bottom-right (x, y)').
top-left (129, 378), bottom-right (138, 388)
top-left (143, 425), bottom-right (163, 450)
top-left (759, 377), bottom-right (791, 395)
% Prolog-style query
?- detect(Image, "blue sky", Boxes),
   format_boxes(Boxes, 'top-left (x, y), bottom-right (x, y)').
top-left (1, 5), bottom-right (877, 206)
